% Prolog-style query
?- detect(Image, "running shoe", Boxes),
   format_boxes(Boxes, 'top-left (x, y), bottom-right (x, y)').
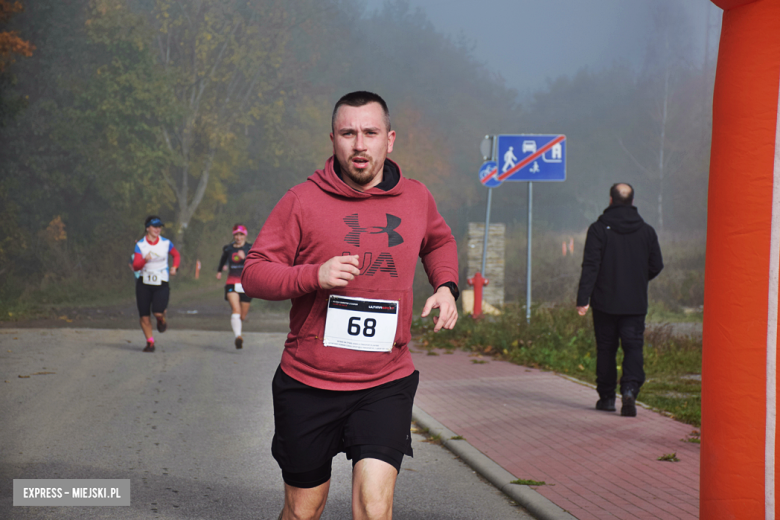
top-left (143, 342), bottom-right (155, 353)
top-left (157, 318), bottom-right (167, 333)
top-left (235, 336), bottom-right (243, 349)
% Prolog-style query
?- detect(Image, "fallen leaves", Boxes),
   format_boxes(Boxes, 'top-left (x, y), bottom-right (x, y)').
top-left (658, 452), bottom-right (680, 462)
top-left (18, 371), bottom-right (56, 378)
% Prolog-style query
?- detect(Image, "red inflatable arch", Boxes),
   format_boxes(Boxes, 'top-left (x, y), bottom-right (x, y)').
top-left (704, 0), bottom-right (780, 518)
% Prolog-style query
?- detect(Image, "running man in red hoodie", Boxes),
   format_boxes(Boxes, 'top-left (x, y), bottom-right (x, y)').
top-left (242, 91), bottom-right (459, 520)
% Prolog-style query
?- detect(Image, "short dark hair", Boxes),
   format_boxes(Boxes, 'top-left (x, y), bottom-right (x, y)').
top-left (331, 91), bottom-right (391, 132)
top-left (610, 183), bottom-right (634, 205)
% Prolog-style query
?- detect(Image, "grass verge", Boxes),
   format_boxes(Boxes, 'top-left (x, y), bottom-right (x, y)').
top-left (0, 274), bottom-right (135, 321)
top-left (0, 271), bottom-right (291, 322)
top-left (411, 304), bottom-right (701, 427)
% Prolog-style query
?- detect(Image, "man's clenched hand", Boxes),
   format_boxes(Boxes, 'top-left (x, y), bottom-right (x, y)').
top-left (318, 255), bottom-right (360, 289)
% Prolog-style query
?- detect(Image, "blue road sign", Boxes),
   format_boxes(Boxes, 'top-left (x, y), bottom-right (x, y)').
top-left (478, 161), bottom-right (501, 188)
top-left (490, 134), bottom-right (566, 183)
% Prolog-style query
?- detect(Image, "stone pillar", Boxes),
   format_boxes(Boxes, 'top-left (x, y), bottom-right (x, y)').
top-left (467, 223), bottom-right (505, 308)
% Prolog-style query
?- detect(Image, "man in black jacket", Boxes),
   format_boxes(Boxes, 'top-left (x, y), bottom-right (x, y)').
top-left (576, 183), bottom-right (663, 417)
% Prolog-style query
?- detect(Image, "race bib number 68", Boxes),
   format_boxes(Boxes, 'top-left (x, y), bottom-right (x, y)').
top-left (323, 295), bottom-right (399, 352)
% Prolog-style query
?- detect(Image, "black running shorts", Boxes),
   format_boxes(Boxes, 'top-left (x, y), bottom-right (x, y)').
top-left (135, 278), bottom-right (170, 317)
top-left (224, 284), bottom-right (252, 303)
top-left (271, 366), bottom-right (419, 488)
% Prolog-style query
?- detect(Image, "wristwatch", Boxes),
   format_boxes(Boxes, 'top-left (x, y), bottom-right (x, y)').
top-left (437, 282), bottom-right (460, 301)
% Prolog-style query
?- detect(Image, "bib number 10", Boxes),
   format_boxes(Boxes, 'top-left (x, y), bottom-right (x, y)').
top-left (347, 317), bottom-right (376, 337)
top-left (144, 271), bottom-right (162, 285)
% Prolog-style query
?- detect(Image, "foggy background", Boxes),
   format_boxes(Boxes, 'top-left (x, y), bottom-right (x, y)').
top-left (364, 1), bottom-right (719, 96)
top-left (0, 0), bottom-right (718, 314)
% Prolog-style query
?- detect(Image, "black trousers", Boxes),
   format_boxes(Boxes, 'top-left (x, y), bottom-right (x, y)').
top-left (592, 309), bottom-right (646, 398)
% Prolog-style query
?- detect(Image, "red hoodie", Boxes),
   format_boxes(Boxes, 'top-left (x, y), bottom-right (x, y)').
top-left (242, 157), bottom-right (458, 390)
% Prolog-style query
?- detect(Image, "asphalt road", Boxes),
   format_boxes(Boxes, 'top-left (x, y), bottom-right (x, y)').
top-left (0, 328), bottom-right (533, 519)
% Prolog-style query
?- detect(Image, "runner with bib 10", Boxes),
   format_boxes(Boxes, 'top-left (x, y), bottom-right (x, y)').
top-left (132, 216), bottom-right (180, 352)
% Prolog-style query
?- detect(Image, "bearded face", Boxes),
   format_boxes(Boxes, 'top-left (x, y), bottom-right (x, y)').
top-left (331, 102), bottom-right (395, 191)
top-left (340, 152), bottom-right (377, 186)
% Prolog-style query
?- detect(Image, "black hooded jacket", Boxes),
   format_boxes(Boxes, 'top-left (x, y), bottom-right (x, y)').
top-left (576, 204), bottom-right (663, 315)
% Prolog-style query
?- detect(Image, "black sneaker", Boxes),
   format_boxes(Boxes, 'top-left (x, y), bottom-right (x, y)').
top-left (235, 336), bottom-right (243, 349)
top-left (143, 342), bottom-right (155, 353)
top-left (156, 318), bottom-right (167, 333)
top-left (595, 397), bottom-right (616, 412)
top-left (621, 389), bottom-right (637, 417)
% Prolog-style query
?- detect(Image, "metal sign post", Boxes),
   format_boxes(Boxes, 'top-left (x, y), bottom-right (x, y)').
top-left (478, 136), bottom-right (498, 275)
top-left (482, 187), bottom-right (493, 275)
top-left (478, 134), bottom-right (566, 323)
top-left (526, 182), bottom-right (532, 323)
top-left (472, 136), bottom-right (497, 318)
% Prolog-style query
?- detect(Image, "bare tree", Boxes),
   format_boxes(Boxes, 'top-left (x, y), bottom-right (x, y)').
top-left (618, 2), bottom-right (700, 232)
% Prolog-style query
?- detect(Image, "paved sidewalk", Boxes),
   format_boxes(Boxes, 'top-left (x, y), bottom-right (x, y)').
top-left (411, 348), bottom-right (700, 520)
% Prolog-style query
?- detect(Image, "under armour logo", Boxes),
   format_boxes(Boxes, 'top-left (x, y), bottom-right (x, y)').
top-left (343, 213), bottom-right (404, 248)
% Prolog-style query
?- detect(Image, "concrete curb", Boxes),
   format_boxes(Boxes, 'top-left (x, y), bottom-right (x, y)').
top-left (412, 405), bottom-right (578, 520)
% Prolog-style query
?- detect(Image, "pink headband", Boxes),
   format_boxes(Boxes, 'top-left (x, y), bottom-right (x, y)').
top-left (233, 225), bottom-right (248, 235)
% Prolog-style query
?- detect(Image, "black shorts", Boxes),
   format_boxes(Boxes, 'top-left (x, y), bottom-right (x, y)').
top-left (271, 366), bottom-right (418, 488)
top-left (136, 278), bottom-right (170, 317)
top-left (224, 284), bottom-right (252, 303)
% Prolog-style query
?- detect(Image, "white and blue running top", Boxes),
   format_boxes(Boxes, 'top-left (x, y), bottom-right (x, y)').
top-left (133, 236), bottom-right (180, 283)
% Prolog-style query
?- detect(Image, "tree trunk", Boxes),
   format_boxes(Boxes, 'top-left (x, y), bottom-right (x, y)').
top-left (174, 216), bottom-right (188, 255)
top-left (171, 149), bottom-right (214, 259)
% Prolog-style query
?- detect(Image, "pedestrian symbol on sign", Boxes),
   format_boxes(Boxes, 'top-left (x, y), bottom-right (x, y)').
top-left (502, 147), bottom-right (518, 173)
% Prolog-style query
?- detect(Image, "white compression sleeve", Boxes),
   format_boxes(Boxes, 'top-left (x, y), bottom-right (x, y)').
top-left (231, 313), bottom-right (242, 338)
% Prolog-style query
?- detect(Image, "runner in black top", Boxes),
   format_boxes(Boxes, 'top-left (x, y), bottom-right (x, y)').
top-left (217, 224), bottom-right (253, 349)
